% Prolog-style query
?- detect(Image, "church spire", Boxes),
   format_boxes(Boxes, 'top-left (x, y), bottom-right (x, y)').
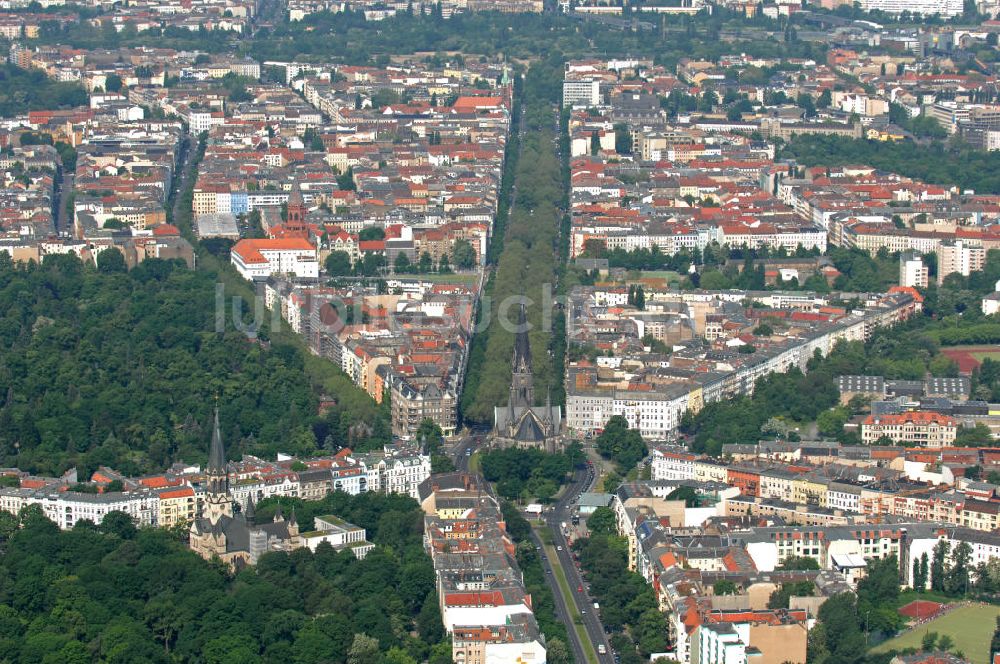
top-left (511, 303), bottom-right (531, 374)
top-left (208, 407), bottom-right (226, 475)
top-left (203, 406), bottom-right (233, 524)
top-left (509, 303), bottom-right (534, 409)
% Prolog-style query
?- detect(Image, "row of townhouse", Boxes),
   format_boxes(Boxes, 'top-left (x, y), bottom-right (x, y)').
top-left (0, 447), bottom-right (430, 529)
top-left (419, 473), bottom-right (547, 664)
top-left (611, 481), bottom-right (1000, 662)
top-left (651, 445), bottom-right (1000, 533)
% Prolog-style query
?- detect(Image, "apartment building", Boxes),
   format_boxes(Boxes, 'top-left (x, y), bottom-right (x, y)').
top-left (861, 412), bottom-right (958, 448)
top-left (899, 252), bottom-right (929, 289)
top-left (937, 240), bottom-right (986, 285)
top-left (231, 238), bottom-right (319, 279)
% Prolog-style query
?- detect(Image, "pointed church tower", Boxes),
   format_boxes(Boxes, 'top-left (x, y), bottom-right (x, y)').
top-left (509, 303), bottom-right (534, 410)
top-left (203, 408), bottom-right (233, 525)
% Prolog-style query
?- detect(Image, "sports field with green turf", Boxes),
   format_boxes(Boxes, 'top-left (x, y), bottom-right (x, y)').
top-left (871, 604), bottom-right (1000, 664)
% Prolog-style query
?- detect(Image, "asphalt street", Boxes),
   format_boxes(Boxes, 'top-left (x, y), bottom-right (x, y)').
top-left (542, 465), bottom-right (615, 661)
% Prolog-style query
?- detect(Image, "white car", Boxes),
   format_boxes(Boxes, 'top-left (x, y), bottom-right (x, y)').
top-left (557, 545), bottom-right (563, 551)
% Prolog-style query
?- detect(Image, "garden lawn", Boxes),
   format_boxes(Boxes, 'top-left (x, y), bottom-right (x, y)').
top-left (871, 603), bottom-right (1000, 664)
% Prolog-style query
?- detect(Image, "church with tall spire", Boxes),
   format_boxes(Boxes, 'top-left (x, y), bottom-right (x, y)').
top-left (189, 409), bottom-right (303, 569)
top-left (492, 304), bottom-right (564, 453)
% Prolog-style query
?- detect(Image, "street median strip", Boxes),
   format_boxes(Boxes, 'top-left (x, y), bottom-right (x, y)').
top-left (535, 528), bottom-right (600, 664)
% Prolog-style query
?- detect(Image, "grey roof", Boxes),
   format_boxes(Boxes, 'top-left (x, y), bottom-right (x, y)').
top-left (513, 412), bottom-right (546, 443)
top-left (837, 375), bottom-right (885, 394)
top-left (578, 492), bottom-right (613, 508)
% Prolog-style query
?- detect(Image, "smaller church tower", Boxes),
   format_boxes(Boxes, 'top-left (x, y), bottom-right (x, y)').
top-left (203, 408), bottom-right (233, 525)
top-left (286, 181), bottom-right (306, 231)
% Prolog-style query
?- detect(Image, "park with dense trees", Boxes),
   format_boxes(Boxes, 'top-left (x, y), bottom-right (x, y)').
top-left (0, 491), bottom-right (451, 664)
top-left (0, 255), bottom-right (389, 476)
top-left (782, 134), bottom-right (1000, 195)
top-left (479, 443), bottom-right (585, 502)
top-left (0, 63), bottom-right (89, 117)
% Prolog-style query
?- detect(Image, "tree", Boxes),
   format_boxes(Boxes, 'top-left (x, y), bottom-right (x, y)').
top-left (452, 239), bottom-right (476, 270)
top-left (382, 647), bottom-right (417, 664)
top-left (325, 250), bottom-right (353, 276)
top-left (587, 506), bottom-right (617, 537)
top-left (817, 407), bottom-right (849, 438)
top-left (768, 581), bottom-right (814, 609)
top-left (546, 638), bottom-right (572, 664)
top-left (358, 226), bottom-right (385, 241)
top-left (921, 631), bottom-right (938, 652)
top-left (394, 252), bottom-right (412, 274)
top-left (97, 247), bottom-right (126, 273)
top-left (666, 486), bottom-right (698, 507)
top-left (347, 633), bottom-right (380, 664)
top-left (938, 634), bottom-right (954, 652)
top-left (913, 552), bottom-right (929, 591)
top-left (416, 418), bottom-right (444, 455)
top-left (635, 608), bottom-right (668, 655)
top-left (105, 74), bottom-right (123, 93)
top-left (337, 167), bottom-right (356, 191)
top-left (595, 415), bottom-right (648, 471)
top-left (946, 541), bottom-right (972, 596)
top-left (955, 423), bottom-right (993, 447)
top-left (857, 554), bottom-right (902, 633)
top-left (99, 511), bottom-right (136, 539)
top-left (778, 556), bottom-right (820, 571)
top-left (614, 123), bottom-right (633, 155)
top-left (931, 539), bottom-right (950, 593)
top-left (814, 593), bottom-right (867, 664)
top-left (713, 580), bottom-right (738, 595)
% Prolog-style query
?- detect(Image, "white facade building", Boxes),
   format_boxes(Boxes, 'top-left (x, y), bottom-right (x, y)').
top-left (899, 252), bottom-right (929, 289)
top-left (231, 238), bottom-right (319, 280)
top-left (562, 78), bottom-right (601, 107)
top-left (858, 0), bottom-right (963, 15)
